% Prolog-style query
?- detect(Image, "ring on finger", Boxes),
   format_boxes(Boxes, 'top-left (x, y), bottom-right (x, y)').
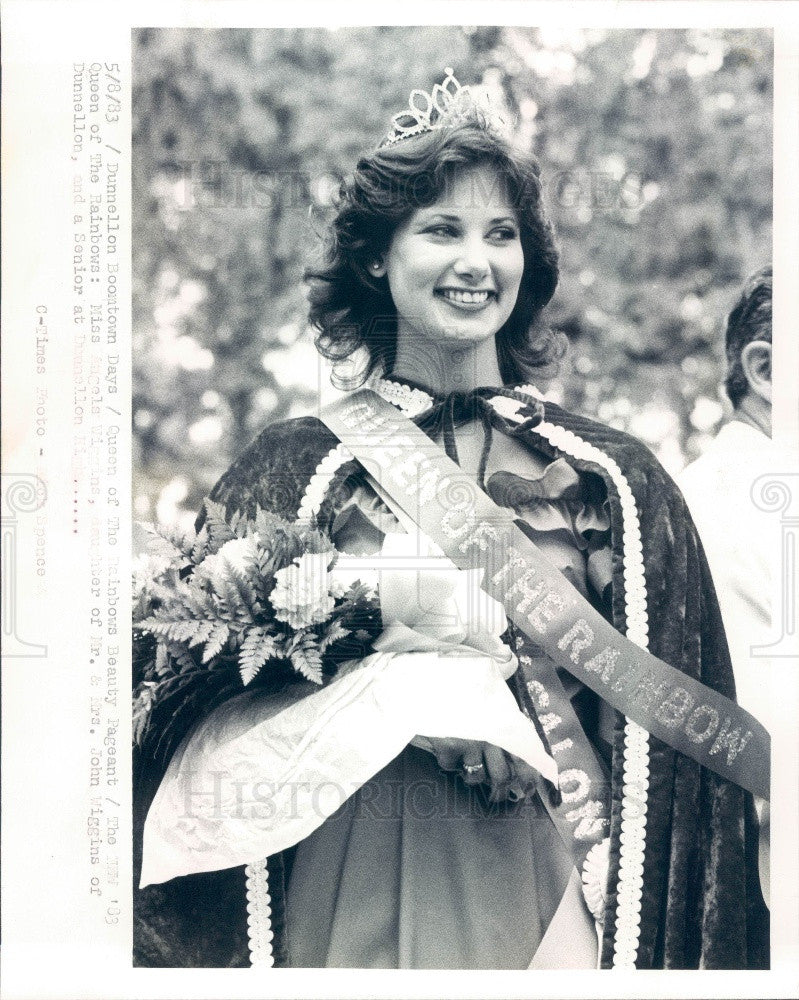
top-left (462, 762), bottom-right (484, 775)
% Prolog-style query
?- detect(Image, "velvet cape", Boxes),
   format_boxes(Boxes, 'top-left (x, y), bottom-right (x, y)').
top-left (132, 399), bottom-right (769, 970)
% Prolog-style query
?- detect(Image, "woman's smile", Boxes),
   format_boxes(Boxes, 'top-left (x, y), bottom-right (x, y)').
top-left (435, 287), bottom-right (497, 309)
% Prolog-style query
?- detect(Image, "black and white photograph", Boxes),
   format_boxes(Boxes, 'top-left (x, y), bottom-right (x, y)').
top-left (2, 4), bottom-right (799, 999)
top-left (131, 23), bottom-right (775, 971)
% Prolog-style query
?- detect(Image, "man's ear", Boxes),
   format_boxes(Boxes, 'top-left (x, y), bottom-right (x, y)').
top-left (740, 339), bottom-right (772, 404)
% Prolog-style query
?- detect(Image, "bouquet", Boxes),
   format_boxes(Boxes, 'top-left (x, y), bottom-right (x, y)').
top-left (137, 504), bottom-right (561, 886)
top-left (132, 500), bottom-right (381, 763)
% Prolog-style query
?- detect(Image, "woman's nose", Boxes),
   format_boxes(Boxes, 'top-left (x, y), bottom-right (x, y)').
top-left (453, 238), bottom-right (491, 283)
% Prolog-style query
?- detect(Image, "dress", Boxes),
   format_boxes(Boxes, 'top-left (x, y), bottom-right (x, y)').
top-left (285, 450), bottom-right (613, 968)
top-left (133, 382), bottom-right (769, 970)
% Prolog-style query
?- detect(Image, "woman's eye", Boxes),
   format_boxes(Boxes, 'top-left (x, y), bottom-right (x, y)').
top-left (423, 223), bottom-right (517, 240)
top-left (489, 227), bottom-right (518, 241)
top-left (426, 224), bottom-right (458, 237)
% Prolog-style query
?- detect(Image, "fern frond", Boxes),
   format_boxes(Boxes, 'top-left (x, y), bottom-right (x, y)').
top-left (139, 619), bottom-right (203, 644)
top-left (182, 585), bottom-right (218, 620)
top-left (154, 643), bottom-right (170, 677)
top-left (230, 508), bottom-right (250, 538)
top-left (238, 627), bottom-right (281, 685)
top-left (203, 499), bottom-right (236, 552)
top-left (165, 620), bottom-right (202, 643)
top-left (224, 559), bottom-right (259, 618)
top-left (251, 547), bottom-right (280, 604)
top-left (132, 681), bottom-right (159, 747)
top-left (187, 619), bottom-right (215, 648)
top-left (288, 631), bottom-right (324, 685)
top-left (319, 619), bottom-right (351, 652)
top-left (152, 521), bottom-right (197, 561)
top-left (202, 622), bottom-right (230, 663)
top-left (253, 507), bottom-right (281, 540)
top-left (191, 525), bottom-right (210, 564)
top-left (164, 640), bottom-right (198, 674)
top-left (212, 566), bottom-right (252, 624)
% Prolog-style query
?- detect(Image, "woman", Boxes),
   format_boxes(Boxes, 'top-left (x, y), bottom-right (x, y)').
top-left (134, 69), bottom-right (768, 970)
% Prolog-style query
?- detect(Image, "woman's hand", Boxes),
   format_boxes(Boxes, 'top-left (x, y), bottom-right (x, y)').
top-left (411, 735), bottom-right (540, 803)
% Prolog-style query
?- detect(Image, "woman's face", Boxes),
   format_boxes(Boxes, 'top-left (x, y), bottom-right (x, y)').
top-left (376, 164), bottom-right (525, 354)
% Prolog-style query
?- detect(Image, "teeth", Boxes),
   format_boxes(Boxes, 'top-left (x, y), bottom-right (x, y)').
top-left (440, 289), bottom-right (491, 304)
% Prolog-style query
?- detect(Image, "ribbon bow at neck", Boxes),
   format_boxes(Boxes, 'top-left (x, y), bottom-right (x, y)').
top-left (403, 382), bottom-right (545, 490)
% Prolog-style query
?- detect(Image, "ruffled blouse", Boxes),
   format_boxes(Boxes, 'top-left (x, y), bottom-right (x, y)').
top-left (485, 458), bottom-right (612, 603)
top-left (332, 449), bottom-right (613, 607)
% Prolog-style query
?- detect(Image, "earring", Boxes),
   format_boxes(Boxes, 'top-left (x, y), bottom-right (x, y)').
top-left (370, 259), bottom-right (383, 272)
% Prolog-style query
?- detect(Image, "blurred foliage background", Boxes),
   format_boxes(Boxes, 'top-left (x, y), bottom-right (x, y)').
top-left (132, 26), bottom-right (772, 529)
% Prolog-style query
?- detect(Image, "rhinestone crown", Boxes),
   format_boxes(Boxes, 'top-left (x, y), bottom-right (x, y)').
top-left (382, 67), bottom-right (507, 147)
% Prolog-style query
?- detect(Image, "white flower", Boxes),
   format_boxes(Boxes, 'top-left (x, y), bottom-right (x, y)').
top-left (270, 551), bottom-right (336, 629)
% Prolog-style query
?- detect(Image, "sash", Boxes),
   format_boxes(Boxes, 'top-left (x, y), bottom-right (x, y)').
top-left (365, 472), bottom-right (612, 871)
top-left (320, 389), bottom-right (770, 801)
top-left (509, 628), bottom-right (612, 871)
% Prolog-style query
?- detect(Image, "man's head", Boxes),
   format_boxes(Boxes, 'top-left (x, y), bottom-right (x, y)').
top-left (724, 266), bottom-right (772, 416)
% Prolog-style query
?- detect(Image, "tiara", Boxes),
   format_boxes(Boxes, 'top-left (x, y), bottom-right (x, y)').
top-left (381, 67), bottom-right (508, 146)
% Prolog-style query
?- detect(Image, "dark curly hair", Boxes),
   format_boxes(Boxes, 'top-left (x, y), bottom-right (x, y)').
top-left (305, 112), bottom-right (564, 388)
top-left (724, 266), bottom-right (772, 408)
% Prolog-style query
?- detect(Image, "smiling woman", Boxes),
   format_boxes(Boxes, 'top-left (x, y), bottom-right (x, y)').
top-left (372, 165), bottom-right (525, 387)
top-left (134, 67), bottom-right (768, 972)
top-left (306, 109), bottom-right (562, 393)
